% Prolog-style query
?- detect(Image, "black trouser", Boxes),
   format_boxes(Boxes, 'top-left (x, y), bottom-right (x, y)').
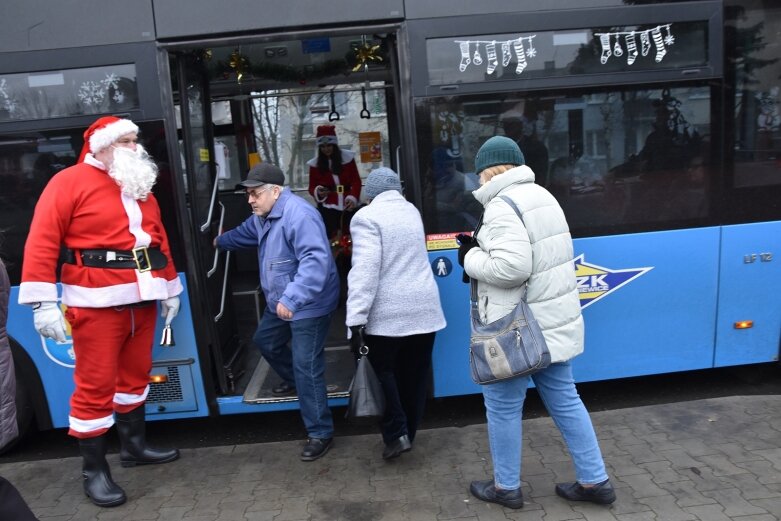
top-left (0, 477), bottom-right (39, 520)
top-left (318, 206), bottom-right (353, 240)
top-left (363, 332), bottom-right (436, 445)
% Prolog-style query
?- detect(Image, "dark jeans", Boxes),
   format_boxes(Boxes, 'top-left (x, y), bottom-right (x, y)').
top-left (253, 309), bottom-right (334, 439)
top-left (363, 332), bottom-right (436, 445)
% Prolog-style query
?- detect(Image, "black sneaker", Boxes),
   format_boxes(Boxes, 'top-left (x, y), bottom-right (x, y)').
top-left (271, 381), bottom-right (296, 396)
top-left (300, 437), bottom-right (332, 461)
top-left (555, 479), bottom-right (616, 505)
top-left (469, 479), bottom-right (524, 509)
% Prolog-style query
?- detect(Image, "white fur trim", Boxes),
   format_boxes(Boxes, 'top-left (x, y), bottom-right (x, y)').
top-left (316, 135), bottom-right (339, 146)
top-left (69, 414), bottom-right (114, 433)
top-left (61, 282), bottom-right (150, 307)
top-left (89, 119), bottom-right (139, 154)
top-left (114, 386), bottom-right (149, 406)
top-left (18, 282), bottom-right (58, 304)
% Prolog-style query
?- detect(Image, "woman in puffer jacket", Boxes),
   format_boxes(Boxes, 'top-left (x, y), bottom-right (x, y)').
top-left (458, 136), bottom-right (615, 509)
top-left (0, 257), bottom-right (39, 519)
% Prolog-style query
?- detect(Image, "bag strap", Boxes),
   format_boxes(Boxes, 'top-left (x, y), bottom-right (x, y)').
top-left (498, 195), bottom-right (526, 226)
top-left (470, 194), bottom-right (531, 309)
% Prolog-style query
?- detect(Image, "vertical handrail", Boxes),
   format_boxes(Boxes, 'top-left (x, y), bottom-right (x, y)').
top-left (214, 251), bottom-right (231, 322)
top-left (207, 202), bottom-right (226, 278)
top-left (200, 170), bottom-right (220, 232)
top-left (395, 145), bottom-right (402, 177)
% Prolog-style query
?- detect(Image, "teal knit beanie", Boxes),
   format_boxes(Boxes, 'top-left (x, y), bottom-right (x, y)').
top-left (474, 136), bottom-right (525, 175)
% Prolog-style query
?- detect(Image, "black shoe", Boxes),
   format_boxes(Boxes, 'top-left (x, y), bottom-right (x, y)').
top-left (555, 479), bottom-right (616, 505)
top-left (271, 381), bottom-right (297, 396)
top-left (382, 434), bottom-right (412, 460)
top-left (469, 479), bottom-right (523, 509)
top-left (301, 437), bottom-right (332, 461)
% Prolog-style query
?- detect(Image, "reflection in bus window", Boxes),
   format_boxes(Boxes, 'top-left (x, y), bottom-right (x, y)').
top-left (728, 2), bottom-right (781, 188)
top-left (416, 84), bottom-right (713, 236)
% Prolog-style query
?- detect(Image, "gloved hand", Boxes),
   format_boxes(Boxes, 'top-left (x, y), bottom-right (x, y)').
top-left (33, 302), bottom-right (67, 343)
top-left (160, 296), bottom-right (180, 326)
top-left (456, 233), bottom-right (478, 267)
top-left (349, 325), bottom-right (366, 355)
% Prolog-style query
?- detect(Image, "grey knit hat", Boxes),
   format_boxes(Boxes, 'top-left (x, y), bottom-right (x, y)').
top-left (364, 167), bottom-right (402, 200)
top-left (474, 136), bottom-right (525, 175)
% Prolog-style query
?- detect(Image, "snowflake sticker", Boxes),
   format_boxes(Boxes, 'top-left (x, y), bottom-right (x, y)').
top-left (102, 73), bottom-right (120, 90)
top-left (78, 81), bottom-right (106, 106)
top-left (664, 34), bottom-right (675, 46)
top-left (526, 46), bottom-right (537, 58)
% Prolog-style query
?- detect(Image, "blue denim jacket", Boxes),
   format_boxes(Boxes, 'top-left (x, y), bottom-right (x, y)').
top-left (217, 189), bottom-right (339, 319)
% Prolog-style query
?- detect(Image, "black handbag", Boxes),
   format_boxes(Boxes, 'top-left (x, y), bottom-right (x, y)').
top-left (468, 195), bottom-right (551, 385)
top-left (345, 342), bottom-right (386, 422)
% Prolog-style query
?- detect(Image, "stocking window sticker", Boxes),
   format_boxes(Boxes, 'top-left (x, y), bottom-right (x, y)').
top-left (40, 303), bottom-right (76, 368)
top-left (595, 24), bottom-right (675, 65)
top-left (455, 35), bottom-right (538, 76)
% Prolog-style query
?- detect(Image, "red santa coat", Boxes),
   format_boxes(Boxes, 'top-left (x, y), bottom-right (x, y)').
top-left (19, 156), bottom-right (183, 307)
top-left (307, 149), bottom-right (362, 210)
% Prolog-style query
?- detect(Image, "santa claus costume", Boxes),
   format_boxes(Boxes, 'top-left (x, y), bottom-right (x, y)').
top-left (19, 116), bottom-right (182, 507)
top-left (307, 124), bottom-right (362, 239)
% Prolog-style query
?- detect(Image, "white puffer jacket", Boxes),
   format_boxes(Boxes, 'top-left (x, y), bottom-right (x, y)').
top-left (463, 165), bottom-right (584, 363)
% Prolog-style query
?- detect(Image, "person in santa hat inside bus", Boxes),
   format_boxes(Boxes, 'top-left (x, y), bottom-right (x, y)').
top-left (18, 116), bottom-right (182, 508)
top-left (307, 124), bottom-right (363, 240)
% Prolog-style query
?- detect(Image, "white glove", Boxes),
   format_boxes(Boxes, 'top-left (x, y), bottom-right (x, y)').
top-left (33, 302), bottom-right (67, 343)
top-left (160, 296), bottom-right (180, 326)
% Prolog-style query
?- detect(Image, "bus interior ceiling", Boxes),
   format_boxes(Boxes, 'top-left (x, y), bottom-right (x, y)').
top-left (173, 34), bottom-right (395, 400)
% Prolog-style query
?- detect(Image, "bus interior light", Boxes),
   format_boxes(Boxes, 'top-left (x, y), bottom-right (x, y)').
top-left (734, 320), bottom-right (753, 329)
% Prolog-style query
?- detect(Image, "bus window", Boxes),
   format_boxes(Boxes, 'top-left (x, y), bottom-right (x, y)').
top-left (727, 2), bottom-right (781, 189)
top-left (416, 83), bottom-right (714, 237)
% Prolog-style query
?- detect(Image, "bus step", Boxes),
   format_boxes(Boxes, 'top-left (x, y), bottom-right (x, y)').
top-left (242, 345), bottom-right (353, 404)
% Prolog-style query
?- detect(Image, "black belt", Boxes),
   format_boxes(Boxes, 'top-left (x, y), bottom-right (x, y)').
top-left (65, 247), bottom-right (168, 272)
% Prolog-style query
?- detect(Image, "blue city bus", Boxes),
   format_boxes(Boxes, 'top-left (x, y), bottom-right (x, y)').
top-left (0, 0), bottom-right (779, 444)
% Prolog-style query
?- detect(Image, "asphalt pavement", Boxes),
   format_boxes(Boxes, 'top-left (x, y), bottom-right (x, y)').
top-left (2, 394), bottom-right (780, 520)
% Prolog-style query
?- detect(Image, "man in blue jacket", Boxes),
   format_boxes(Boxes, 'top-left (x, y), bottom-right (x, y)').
top-left (216, 163), bottom-right (339, 461)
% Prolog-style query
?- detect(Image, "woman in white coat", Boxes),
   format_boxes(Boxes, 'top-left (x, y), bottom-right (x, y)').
top-left (346, 167), bottom-right (446, 460)
top-left (458, 136), bottom-right (615, 509)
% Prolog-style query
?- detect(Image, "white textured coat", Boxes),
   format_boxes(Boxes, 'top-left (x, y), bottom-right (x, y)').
top-left (346, 190), bottom-right (446, 336)
top-left (464, 165), bottom-right (584, 363)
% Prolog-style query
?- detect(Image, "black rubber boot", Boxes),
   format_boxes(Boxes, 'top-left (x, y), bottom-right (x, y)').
top-left (79, 435), bottom-right (126, 508)
top-left (116, 407), bottom-right (179, 468)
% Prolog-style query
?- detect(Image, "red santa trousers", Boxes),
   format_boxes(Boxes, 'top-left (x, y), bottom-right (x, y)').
top-left (64, 304), bottom-right (156, 439)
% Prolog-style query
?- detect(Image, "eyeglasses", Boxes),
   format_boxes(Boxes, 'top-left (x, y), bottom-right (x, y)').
top-left (246, 186), bottom-right (272, 199)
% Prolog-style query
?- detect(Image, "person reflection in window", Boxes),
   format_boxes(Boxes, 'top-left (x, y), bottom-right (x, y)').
top-left (431, 146), bottom-right (479, 231)
top-left (500, 110), bottom-right (549, 185)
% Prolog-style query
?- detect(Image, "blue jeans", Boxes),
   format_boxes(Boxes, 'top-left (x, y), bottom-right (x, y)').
top-left (253, 309), bottom-right (334, 439)
top-left (481, 361), bottom-right (608, 490)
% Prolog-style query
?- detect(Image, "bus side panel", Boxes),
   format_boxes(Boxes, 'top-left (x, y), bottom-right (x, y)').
top-left (430, 250), bottom-right (479, 397)
top-left (715, 221), bottom-right (781, 367)
top-left (7, 275), bottom-right (209, 430)
top-left (572, 227), bottom-right (720, 382)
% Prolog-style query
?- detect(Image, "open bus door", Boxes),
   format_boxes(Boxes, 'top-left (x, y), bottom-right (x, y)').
top-left (175, 53), bottom-right (243, 396)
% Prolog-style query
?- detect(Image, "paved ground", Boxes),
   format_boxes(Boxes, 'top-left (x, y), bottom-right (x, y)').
top-left (2, 395), bottom-right (780, 520)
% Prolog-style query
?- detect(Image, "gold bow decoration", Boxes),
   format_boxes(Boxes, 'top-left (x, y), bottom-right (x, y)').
top-left (352, 41), bottom-right (383, 72)
top-left (229, 49), bottom-right (250, 84)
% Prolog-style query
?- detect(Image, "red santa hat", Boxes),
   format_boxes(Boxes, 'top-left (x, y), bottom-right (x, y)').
top-left (78, 116), bottom-right (139, 163)
top-left (315, 125), bottom-right (339, 146)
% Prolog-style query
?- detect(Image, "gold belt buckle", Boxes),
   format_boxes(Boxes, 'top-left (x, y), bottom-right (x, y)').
top-left (336, 184), bottom-right (344, 194)
top-left (132, 247), bottom-right (152, 273)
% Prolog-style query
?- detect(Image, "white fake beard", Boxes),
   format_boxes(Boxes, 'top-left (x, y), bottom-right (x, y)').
top-left (108, 144), bottom-right (159, 201)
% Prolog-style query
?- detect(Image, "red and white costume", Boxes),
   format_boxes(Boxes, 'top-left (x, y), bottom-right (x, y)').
top-left (307, 125), bottom-right (362, 211)
top-left (19, 117), bottom-right (182, 438)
